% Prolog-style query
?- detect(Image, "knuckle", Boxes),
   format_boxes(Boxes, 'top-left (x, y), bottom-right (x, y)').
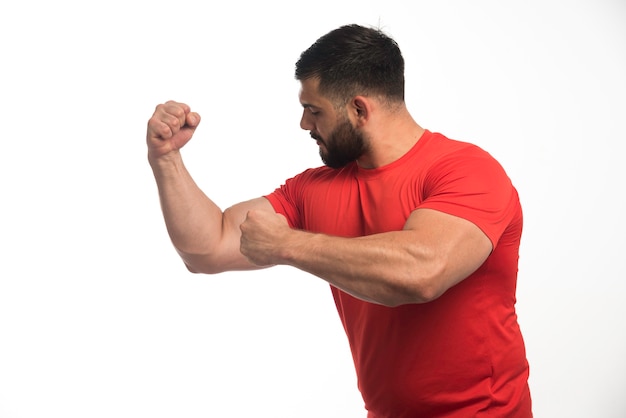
top-left (147, 118), bottom-right (161, 132)
top-left (169, 116), bottom-right (181, 128)
top-left (160, 124), bottom-right (172, 135)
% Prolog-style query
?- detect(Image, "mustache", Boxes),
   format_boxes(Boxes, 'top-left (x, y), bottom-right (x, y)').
top-left (310, 132), bottom-right (323, 142)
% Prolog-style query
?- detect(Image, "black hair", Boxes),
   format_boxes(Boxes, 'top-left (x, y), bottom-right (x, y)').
top-left (295, 24), bottom-right (405, 106)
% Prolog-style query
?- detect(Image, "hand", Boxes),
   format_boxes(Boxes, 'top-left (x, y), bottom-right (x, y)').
top-left (240, 210), bottom-right (292, 266)
top-left (146, 101), bottom-right (201, 160)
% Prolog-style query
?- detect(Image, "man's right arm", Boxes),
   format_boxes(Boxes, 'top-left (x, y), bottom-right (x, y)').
top-left (147, 101), bottom-right (272, 273)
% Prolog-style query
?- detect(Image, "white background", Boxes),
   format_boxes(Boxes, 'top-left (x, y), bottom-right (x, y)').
top-left (1, 1), bottom-right (625, 417)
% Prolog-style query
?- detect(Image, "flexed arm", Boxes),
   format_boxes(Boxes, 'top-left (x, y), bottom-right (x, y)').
top-left (147, 101), bottom-right (273, 273)
top-left (240, 208), bottom-right (492, 306)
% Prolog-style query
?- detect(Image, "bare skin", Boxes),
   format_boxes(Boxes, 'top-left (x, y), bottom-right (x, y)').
top-left (147, 79), bottom-right (492, 307)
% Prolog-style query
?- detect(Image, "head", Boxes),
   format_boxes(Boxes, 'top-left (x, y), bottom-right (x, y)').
top-left (295, 24), bottom-right (405, 107)
top-left (295, 24), bottom-right (406, 168)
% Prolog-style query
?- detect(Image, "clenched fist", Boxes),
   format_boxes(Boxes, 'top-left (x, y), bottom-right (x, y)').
top-left (146, 101), bottom-right (201, 161)
top-left (240, 209), bottom-right (293, 267)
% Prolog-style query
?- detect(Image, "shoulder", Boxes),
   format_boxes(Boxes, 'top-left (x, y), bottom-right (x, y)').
top-left (417, 131), bottom-right (506, 177)
top-left (421, 131), bottom-right (492, 160)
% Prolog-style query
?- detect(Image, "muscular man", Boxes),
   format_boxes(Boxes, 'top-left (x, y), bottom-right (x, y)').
top-left (147, 24), bottom-right (532, 418)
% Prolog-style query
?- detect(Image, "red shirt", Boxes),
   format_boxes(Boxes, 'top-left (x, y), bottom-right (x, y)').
top-left (265, 130), bottom-right (532, 417)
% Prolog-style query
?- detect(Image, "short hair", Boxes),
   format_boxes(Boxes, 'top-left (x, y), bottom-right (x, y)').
top-left (295, 24), bottom-right (405, 106)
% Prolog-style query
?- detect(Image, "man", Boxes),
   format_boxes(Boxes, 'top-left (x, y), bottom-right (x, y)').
top-left (146, 24), bottom-right (532, 418)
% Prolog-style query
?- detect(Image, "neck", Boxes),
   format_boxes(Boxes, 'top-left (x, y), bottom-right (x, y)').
top-left (357, 109), bottom-right (425, 169)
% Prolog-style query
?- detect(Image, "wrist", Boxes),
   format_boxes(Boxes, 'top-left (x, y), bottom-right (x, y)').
top-left (148, 149), bottom-right (183, 169)
top-left (148, 150), bottom-right (188, 182)
top-left (281, 229), bottom-right (321, 267)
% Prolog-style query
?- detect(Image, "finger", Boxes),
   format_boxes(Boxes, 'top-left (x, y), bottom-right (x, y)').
top-left (148, 101), bottom-right (197, 141)
top-left (155, 101), bottom-right (188, 129)
top-left (164, 100), bottom-right (190, 115)
top-left (163, 103), bottom-right (188, 129)
top-left (147, 118), bottom-right (174, 140)
top-left (185, 111), bottom-right (201, 128)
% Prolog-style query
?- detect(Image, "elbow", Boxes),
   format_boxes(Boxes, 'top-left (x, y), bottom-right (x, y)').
top-left (178, 250), bottom-right (228, 275)
top-left (372, 283), bottom-right (441, 308)
top-left (184, 262), bottom-right (199, 274)
top-left (413, 262), bottom-right (450, 303)
top-left (412, 281), bottom-right (446, 304)
top-left (384, 261), bottom-right (449, 307)
top-left (382, 285), bottom-right (442, 307)
top-left (184, 262), bottom-right (207, 274)
top-left (179, 247), bottom-right (256, 275)
top-left (183, 259), bottom-right (229, 275)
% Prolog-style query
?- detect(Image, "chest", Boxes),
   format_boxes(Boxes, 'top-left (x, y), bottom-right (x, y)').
top-left (300, 174), bottom-right (424, 236)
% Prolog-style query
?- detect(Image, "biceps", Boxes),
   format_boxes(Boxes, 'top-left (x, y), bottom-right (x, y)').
top-left (195, 197), bottom-right (275, 273)
top-left (223, 197), bottom-right (276, 233)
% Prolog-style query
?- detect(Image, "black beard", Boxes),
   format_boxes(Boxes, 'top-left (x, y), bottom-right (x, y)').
top-left (318, 119), bottom-right (367, 169)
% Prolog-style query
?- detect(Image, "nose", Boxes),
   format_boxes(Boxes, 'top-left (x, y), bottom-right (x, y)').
top-left (300, 109), bottom-right (314, 131)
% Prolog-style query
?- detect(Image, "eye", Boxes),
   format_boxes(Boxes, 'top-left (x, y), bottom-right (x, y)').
top-left (302, 104), bottom-right (321, 117)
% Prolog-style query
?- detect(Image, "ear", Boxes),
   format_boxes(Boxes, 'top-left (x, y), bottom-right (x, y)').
top-left (350, 96), bottom-right (372, 127)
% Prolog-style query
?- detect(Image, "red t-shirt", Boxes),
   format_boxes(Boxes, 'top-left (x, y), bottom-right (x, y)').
top-left (265, 130), bottom-right (532, 417)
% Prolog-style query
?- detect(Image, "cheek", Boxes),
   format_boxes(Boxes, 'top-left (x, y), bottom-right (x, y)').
top-left (318, 121), bottom-right (335, 138)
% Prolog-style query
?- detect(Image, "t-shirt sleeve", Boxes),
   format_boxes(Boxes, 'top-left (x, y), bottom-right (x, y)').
top-left (264, 172), bottom-right (307, 230)
top-left (417, 148), bottom-right (520, 248)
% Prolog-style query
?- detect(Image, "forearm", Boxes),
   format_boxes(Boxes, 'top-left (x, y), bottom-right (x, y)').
top-left (240, 208), bottom-right (491, 306)
top-left (281, 230), bottom-right (442, 306)
top-left (149, 152), bottom-right (227, 271)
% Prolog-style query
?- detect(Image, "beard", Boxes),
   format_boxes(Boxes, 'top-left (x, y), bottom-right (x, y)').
top-left (311, 117), bottom-right (368, 169)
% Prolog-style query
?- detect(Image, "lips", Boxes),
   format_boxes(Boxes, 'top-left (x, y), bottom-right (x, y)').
top-left (310, 132), bottom-right (324, 145)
